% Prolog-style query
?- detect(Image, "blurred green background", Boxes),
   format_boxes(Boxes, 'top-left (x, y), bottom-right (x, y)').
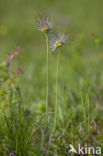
top-left (0, 0), bottom-right (103, 116)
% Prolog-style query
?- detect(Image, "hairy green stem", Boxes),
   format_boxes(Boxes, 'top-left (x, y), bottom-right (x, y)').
top-left (53, 49), bottom-right (61, 133)
top-left (46, 34), bottom-right (49, 118)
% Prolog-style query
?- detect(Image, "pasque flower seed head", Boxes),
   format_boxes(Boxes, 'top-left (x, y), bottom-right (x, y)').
top-left (49, 32), bottom-right (68, 52)
top-left (37, 15), bottom-right (52, 33)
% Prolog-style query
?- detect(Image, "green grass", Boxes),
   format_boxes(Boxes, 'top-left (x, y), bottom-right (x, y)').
top-left (0, 0), bottom-right (103, 155)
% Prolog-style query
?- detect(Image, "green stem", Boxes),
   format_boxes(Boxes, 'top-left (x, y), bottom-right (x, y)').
top-left (53, 49), bottom-right (61, 133)
top-left (81, 93), bottom-right (87, 130)
top-left (46, 34), bottom-right (49, 118)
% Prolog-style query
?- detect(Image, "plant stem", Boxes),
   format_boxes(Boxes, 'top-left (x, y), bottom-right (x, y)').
top-left (53, 49), bottom-right (61, 133)
top-left (46, 34), bottom-right (49, 118)
top-left (81, 93), bottom-right (87, 130)
top-left (87, 93), bottom-right (90, 137)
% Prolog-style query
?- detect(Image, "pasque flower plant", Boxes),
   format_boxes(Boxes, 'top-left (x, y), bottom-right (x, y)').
top-left (36, 13), bottom-right (68, 132)
top-left (49, 32), bottom-right (68, 133)
top-left (37, 14), bottom-right (53, 118)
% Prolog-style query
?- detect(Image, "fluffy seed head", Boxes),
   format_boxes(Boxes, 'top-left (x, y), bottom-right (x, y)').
top-left (37, 15), bottom-right (52, 33)
top-left (49, 32), bottom-right (68, 52)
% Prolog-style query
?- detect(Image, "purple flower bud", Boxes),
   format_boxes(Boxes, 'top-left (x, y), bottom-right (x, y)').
top-left (10, 151), bottom-right (15, 156)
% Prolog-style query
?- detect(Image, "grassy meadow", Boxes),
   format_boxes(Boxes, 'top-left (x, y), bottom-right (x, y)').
top-left (0, 0), bottom-right (103, 155)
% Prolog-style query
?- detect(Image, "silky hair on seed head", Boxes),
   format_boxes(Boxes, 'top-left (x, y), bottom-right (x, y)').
top-left (49, 32), bottom-right (68, 52)
top-left (36, 14), bottom-right (53, 33)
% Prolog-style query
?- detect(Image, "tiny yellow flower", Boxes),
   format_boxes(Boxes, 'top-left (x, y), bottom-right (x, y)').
top-left (56, 42), bottom-right (63, 47)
